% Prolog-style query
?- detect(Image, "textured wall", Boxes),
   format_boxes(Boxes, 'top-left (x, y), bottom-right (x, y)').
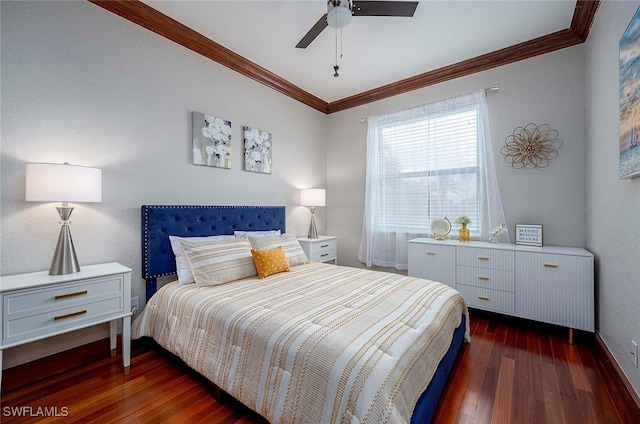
top-left (326, 46), bottom-right (587, 268)
top-left (585, 0), bottom-right (640, 399)
top-left (1, 1), bottom-right (326, 367)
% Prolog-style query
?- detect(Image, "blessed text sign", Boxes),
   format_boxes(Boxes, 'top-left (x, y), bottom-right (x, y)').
top-left (515, 224), bottom-right (543, 246)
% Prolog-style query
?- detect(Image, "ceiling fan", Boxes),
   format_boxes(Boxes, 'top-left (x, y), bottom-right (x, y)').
top-left (296, 0), bottom-right (419, 49)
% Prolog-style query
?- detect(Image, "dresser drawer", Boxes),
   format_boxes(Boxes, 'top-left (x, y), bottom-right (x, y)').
top-left (4, 276), bottom-right (124, 316)
top-left (408, 242), bottom-right (456, 287)
top-left (456, 284), bottom-right (515, 314)
top-left (456, 246), bottom-right (514, 271)
top-left (456, 266), bottom-right (515, 292)
top-left (4, 295), bottom-right (124, 343)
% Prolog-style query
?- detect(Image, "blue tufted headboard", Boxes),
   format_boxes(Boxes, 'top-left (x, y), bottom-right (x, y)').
top-left (141, 205), bottom-right (286, 300)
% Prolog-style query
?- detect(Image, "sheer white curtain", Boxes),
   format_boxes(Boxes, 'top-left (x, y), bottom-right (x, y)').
top-left (358, 90), bottom-right (508, 269)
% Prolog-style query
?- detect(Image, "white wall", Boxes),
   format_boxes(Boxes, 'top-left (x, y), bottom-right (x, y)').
top-left (326, 46), bottom-right (587, 268)
top-left (585, 0), bottom-right (640, 398)
top-left (0, 1), bottom-right (326, 367)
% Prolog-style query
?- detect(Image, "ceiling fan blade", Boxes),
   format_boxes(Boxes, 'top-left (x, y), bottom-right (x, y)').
top-left (352, 1), bottom-right (418, 17)
top-left (296, 14), bottom-right (329, 48)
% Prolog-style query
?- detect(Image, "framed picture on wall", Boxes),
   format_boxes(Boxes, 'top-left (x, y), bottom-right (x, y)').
top-left (619, 6), bottom-right (640, 179)
top-left (515, 224), bottom-right (543, 247)
top-left (243, 126), bottom-right (272, 174)
top-left (192, 112), bottom-right (232, 169)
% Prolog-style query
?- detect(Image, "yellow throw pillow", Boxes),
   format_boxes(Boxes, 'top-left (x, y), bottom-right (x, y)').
top-left (251, 246), bottom-right (290, 279)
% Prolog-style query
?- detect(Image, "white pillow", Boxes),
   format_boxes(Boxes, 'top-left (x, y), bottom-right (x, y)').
top-left (248, 232), bottom-right (309, 267)
top-left (234, 230), bottom-right (281, 238)
top-left (169, 235), bottom-right (235, 284)
top-left (180, 237), bottom-right (257, 287)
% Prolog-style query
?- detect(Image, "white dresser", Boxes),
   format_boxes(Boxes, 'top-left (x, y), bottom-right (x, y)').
top-left (297, 236), bottom-right (338, 264)
top-left (0, 263), bottom-right (132, 388)
top-left (408, 239), bottom-right (594, 338)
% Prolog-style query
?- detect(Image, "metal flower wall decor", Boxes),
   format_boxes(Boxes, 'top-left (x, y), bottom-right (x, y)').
top-left (501, 123), bottom-right (563, 169)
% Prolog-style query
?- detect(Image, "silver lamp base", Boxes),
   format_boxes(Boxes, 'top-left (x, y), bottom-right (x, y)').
top-left (307, 206), bottom-right (319, 239)
top-left (49, 205), bottom-right (81, 275)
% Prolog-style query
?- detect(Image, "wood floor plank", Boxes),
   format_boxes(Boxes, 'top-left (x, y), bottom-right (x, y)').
top-left (490, 356), bottom-right (514, 424)
top-left (541, 361), bottom-right (566, 424)
top-left (2, 311), bottom-right (637, 424)
top-left (564, 342), bottom-right (592, 393)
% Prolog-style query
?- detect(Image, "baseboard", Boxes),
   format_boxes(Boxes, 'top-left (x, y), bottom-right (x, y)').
top-left (595, 332), bottom-right (640, 412)
top-left (1, 337), bottom-right (116, 394)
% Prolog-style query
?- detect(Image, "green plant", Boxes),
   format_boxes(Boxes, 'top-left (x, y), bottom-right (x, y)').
top-left (455, 215), bottom-right (471, 227)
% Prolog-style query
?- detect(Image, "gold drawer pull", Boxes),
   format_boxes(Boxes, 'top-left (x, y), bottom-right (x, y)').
top-left (55, 290), bottom-right (88, 300)
top-left (54, 310), bottom-right (87, 321)
top-left (478, 276), bottom-right (490, 281)
top-left (478, 296), bottom-right (490, 301)
top-left (320, 253), bottom-right (329, 257)
top-left (478, 256), bottom-right (490, 261)
top-left (426, 252), bottom-right (436, 256)
top-left (544, 263), bottom-right (558, 268)
top-left (320, 244), bottom-right (329, 248)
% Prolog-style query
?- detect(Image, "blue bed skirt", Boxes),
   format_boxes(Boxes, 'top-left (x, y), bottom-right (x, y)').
top-left (411, 313), bottom-right (466, 423)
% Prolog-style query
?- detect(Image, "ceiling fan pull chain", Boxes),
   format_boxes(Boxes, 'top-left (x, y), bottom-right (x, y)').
top-left (334, 25), bottom-right (340, 77)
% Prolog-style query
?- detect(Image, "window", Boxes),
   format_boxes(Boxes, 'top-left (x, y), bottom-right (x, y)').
top-left (359, 90), bottom-right (507, 269)
top-left (378, 107), bottom-right (480, 235)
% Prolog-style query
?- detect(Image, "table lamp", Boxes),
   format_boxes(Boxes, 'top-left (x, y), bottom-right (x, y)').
top-left (300, 188), bottom-right (325, 239)
top-left (25, 162), bottom-right (102, 275)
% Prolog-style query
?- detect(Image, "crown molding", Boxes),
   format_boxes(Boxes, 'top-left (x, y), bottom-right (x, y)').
top-left (327, 28), bottom-right (584, 113)
top-left (571, 0), bottom-right (601, 42)
top-left (89, 0), bottom-right (600, 115)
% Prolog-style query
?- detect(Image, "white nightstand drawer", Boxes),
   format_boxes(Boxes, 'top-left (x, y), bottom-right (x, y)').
top-left (456, 247), bottom-right (514, 271)
top-left (298, 236), bottom-right (337, 264)
top-left (456, 266), bottom-right (515, 292)
top-left (456, 284), bottom-right (515, 314)
top-left (309, 240), bottom-right (336, 261)
top-left (4, 276), bottom-right (124, 316)
top-left (4, 295), bottom-right (124, 343)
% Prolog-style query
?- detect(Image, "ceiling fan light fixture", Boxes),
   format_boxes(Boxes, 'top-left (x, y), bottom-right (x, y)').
top-left (327, 1), bottom-right (352, 29)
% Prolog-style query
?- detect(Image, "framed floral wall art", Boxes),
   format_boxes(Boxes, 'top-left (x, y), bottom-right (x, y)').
top-left (192, 112), bottom-right (232, 169)
top-left (243, 126), bottom-right (272, 174)
top-left (619, 6), bottom-right (640, 179)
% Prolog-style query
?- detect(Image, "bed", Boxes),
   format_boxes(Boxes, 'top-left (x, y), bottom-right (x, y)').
top-left (133, 205), bottom-right (469, 424)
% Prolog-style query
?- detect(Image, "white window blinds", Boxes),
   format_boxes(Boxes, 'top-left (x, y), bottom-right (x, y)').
top-left (359, 90), bottom-right (508, 269)
top-left (378, 108), bottom-right (480, 233)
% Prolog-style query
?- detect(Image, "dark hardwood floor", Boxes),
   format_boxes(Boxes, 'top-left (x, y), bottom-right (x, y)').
top-left (2, 311), bottom-right (638, 423)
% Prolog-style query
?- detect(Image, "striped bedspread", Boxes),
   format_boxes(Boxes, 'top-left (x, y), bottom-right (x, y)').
top-left (132, 262), bottom-right (469, 424)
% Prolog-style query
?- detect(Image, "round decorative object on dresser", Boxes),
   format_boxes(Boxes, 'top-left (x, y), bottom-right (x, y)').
top-left (430, 218), bottom-right (451, 241)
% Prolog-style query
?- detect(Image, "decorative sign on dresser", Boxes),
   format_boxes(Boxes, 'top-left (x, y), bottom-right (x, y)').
top-left (0, 262), bottom-right (132, 389)
top-left (408, 239), bottom-right (594, 343)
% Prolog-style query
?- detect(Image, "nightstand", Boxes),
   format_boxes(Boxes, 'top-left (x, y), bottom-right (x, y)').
top-left (0, 262), bottom-right (132, 389)
top-left (297, 236), bottom-right (338, 264)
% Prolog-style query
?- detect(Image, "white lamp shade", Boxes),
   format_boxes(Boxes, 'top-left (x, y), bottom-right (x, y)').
top-left (25, 163), bottom-right (102, 203)
top-left (300, 188), bottom-right (326, 207)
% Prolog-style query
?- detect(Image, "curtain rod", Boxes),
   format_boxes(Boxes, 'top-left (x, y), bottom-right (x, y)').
top-left (360, 84), bottom-right (500, 122)
top-left (485, 84), bottom-right (500, 93)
